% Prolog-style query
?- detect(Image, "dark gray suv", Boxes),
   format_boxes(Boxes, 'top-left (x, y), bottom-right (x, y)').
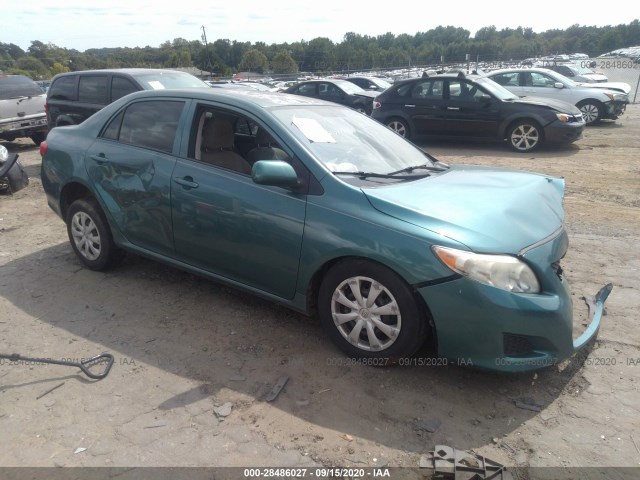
top-left (46, 68), bottom-right (208, 129)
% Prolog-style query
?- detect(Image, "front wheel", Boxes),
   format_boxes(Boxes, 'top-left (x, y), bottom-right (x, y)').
top-left (577, 100), bottom-right (603, 125)
top-left (66, 198), bottom-right (124, 271)
top-left (318, 259), bottom-right (428, 360)
top-left (507, 120), bottom-right (542, 152)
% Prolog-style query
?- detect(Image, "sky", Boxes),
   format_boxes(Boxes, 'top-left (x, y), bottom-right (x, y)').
top-left (3, 0), bottom-right (638, 52)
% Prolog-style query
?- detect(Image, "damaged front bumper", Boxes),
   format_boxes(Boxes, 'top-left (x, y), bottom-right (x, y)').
top-left (0, 149), bottom-right (29, 194)
top-left (420, 227), bottom-right (613, 372)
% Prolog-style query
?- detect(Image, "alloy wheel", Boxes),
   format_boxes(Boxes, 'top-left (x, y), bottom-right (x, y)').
top-left (510, 124), bottom-right (540, 151)
top-left (330, 276), bottom-right (401, 351)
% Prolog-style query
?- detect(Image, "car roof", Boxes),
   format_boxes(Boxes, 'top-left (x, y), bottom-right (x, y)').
top-left (51, 68), bottom-right (197, 79)
top-left (119, 88), bottom-right (335, 109)
top-left (487, 67), bottom-right (558, 75)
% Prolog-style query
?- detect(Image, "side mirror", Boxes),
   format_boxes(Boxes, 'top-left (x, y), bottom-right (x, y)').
top-left (252, 160), bottom-right (299, 188)
top-left (479, 94), bottom-right (492, 104)
top-left (554, 82), bottom-right (564, 89)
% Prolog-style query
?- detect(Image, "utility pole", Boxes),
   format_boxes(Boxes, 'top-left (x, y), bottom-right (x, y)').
top-left (201, 26), bottom-right (212, 77)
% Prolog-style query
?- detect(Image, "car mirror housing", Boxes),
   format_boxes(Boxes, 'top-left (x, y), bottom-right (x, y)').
top-left (479, 94), bottom-right (492, 104)
top-left (554, 82), bottom-right (564, 89)
top-left (252, 160), bottom-right (299, 188)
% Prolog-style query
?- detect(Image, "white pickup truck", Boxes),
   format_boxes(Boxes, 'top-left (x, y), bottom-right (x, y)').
top-left (0, 74), bottom-right (48, 144)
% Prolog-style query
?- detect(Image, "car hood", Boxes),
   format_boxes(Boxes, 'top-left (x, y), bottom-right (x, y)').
top-left (363, 165), bottom-right (565, 253)
top-left (511, 96), bottom-right (582, 115)
top-left (576, 81), bottom-right (631, 96)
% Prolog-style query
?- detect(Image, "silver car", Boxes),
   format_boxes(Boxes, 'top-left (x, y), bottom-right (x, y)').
top-left (485, 67), bottom-right (628, 124)
top-left (0, 75), bottom-right (48, 144)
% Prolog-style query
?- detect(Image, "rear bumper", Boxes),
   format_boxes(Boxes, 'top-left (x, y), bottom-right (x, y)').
top-left (0, 115), bottom-right (48, 139)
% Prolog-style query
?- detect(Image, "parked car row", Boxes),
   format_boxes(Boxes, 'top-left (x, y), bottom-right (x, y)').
top-left (1, 66), bottom-right (631, 157)
top-left (39, 86), bottom-right (613, 372)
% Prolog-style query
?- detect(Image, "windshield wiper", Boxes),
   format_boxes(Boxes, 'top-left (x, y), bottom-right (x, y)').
top-left (387, 163), bottom-right (448, 176)
top-left (332, 171), bottom-right (427, 180)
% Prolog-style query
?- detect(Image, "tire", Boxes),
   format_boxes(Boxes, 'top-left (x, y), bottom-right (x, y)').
top-left (318, 259), bottom-right (428, 360)
top-left (507, 120), bottom-right (542, 153)
top-left (386, 117), bottom-right (410, 139)
top-left (66, 198), bottom-right (124, 271)
top-left (30, 132), bottom-right (46, 145)
top-left (577, 100), bottom-right (603, 125)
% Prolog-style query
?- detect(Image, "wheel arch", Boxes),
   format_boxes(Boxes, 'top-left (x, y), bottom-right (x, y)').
top-left (59, 181), bottom-right (95, 222)
top-left (305, 254), bottom-right (437, 348)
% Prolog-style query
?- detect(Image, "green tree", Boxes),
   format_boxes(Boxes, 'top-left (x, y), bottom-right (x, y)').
top-left (271, 50), bottom-right (298, 74)
top-left (238, 49), bottom-right (269, 73)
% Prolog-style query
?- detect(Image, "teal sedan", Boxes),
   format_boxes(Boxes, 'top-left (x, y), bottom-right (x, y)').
top-left (40, 88), bottom-right (612, 371)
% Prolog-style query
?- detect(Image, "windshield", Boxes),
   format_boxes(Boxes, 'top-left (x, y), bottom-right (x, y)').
top-left (271, 105), bottom-right (435, 176)
top-left (475, 77), bottom-right (518, 100)
top-left (0, 75), bottom-right (44, 100)
top-left (133, 72), bottom-right (209, 90)
top-left (332, 79), bottom-right (367, 94)
top-left (545, 69), bottom-right (578, 87)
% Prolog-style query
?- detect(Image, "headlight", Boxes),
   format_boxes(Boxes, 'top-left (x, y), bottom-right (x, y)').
top-left (433, 246), bottom-right (541, 293)
top-left (0, 145), bottom-right (8, 162)
top-left (556, 113), bottom-right (570, 122)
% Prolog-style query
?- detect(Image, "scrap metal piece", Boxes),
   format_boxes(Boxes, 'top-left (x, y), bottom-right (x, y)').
top-left (265, 376), bottom-right (289, 402)
top-left (423, 445), bottom-right (508, 480)
top-left (513, 397), bottom-right (543, 412)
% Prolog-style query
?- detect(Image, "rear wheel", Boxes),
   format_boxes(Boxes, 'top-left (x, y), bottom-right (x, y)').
top-left (507, 120), bottom-right (542, 152)
top-left (66, 198), bottom-right (124, 271)
top-left (386, 117), bottom-right (410, 139)
top-left (30, 132), bottom-right (46, 145)
top-left (318, 259), bottom-right (428, 360)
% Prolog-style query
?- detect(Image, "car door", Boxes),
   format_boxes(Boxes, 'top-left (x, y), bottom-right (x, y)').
top-left (488, 72), bottom-right (525, 97)
top-left (318, 82), bottom-right (347, 106)
top-left (170, 104), bottom-right (307, 299)
top-left (520, 71), bottom-right (571, 102)
top-left (407, 78), bottom-right (448, 135)
top-left (85, 99), bottom-right (185, 256)
top-left (441, 79), bottom-right (500, 138)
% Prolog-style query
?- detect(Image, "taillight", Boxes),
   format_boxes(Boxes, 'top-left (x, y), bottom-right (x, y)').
top-left (373, 101), bottom-right (382, 110)
top-left (39, 141), bottom-right (48, 157)
top-left (44, 102), bottom-right (49, 113)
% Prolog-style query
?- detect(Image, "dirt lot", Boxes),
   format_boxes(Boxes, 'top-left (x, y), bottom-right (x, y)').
top-left (1, 106), bottom-right (639, 477)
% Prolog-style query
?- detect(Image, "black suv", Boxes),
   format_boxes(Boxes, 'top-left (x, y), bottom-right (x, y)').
top-left (46, 68), bottom-right (208, 129)
top-left (0, 74), bottom-right (48, 144)
top-left (371, 72), bottom-right (585, 152)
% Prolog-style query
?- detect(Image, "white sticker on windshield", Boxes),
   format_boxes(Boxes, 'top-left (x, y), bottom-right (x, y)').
top-left (291, 117), bottom-right (336, 143)
top-left (148, 81), bottom-right (166, 90)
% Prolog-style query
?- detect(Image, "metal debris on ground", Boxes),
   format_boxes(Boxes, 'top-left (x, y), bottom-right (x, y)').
top-left (513, 397), bottom-right (543, 412)
top-left (422, 444), bottom-right (509, 479)
top-left (413, 418), bottom-right (442, 433)
top-left (36, 381), bottom-right (65, 400)
top-left (265, 376), bottom-right (289, 402)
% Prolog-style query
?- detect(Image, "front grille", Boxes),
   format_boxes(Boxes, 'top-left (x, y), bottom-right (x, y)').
top-left (503, 333), bottom-right (534, 356)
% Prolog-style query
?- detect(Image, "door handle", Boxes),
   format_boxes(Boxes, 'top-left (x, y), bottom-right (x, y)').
top-left (90, 154), bottom-right (108, 165)
top-left (446, 107), bottom-right (460, 111)
top-left (174, 176), bottom-right (199, 189)
top-left (404, 104), bottom-right (416, 108)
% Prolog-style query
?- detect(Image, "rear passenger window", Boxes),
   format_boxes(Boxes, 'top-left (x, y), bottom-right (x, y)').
top-left (48, 75), bottom-right (77, 100)
top-left (107, 100), bottom-right (184, 153)
top-left (111, 77), bottom-right (139, 101)
top-left (79, 76), bottom-right (109, 104)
